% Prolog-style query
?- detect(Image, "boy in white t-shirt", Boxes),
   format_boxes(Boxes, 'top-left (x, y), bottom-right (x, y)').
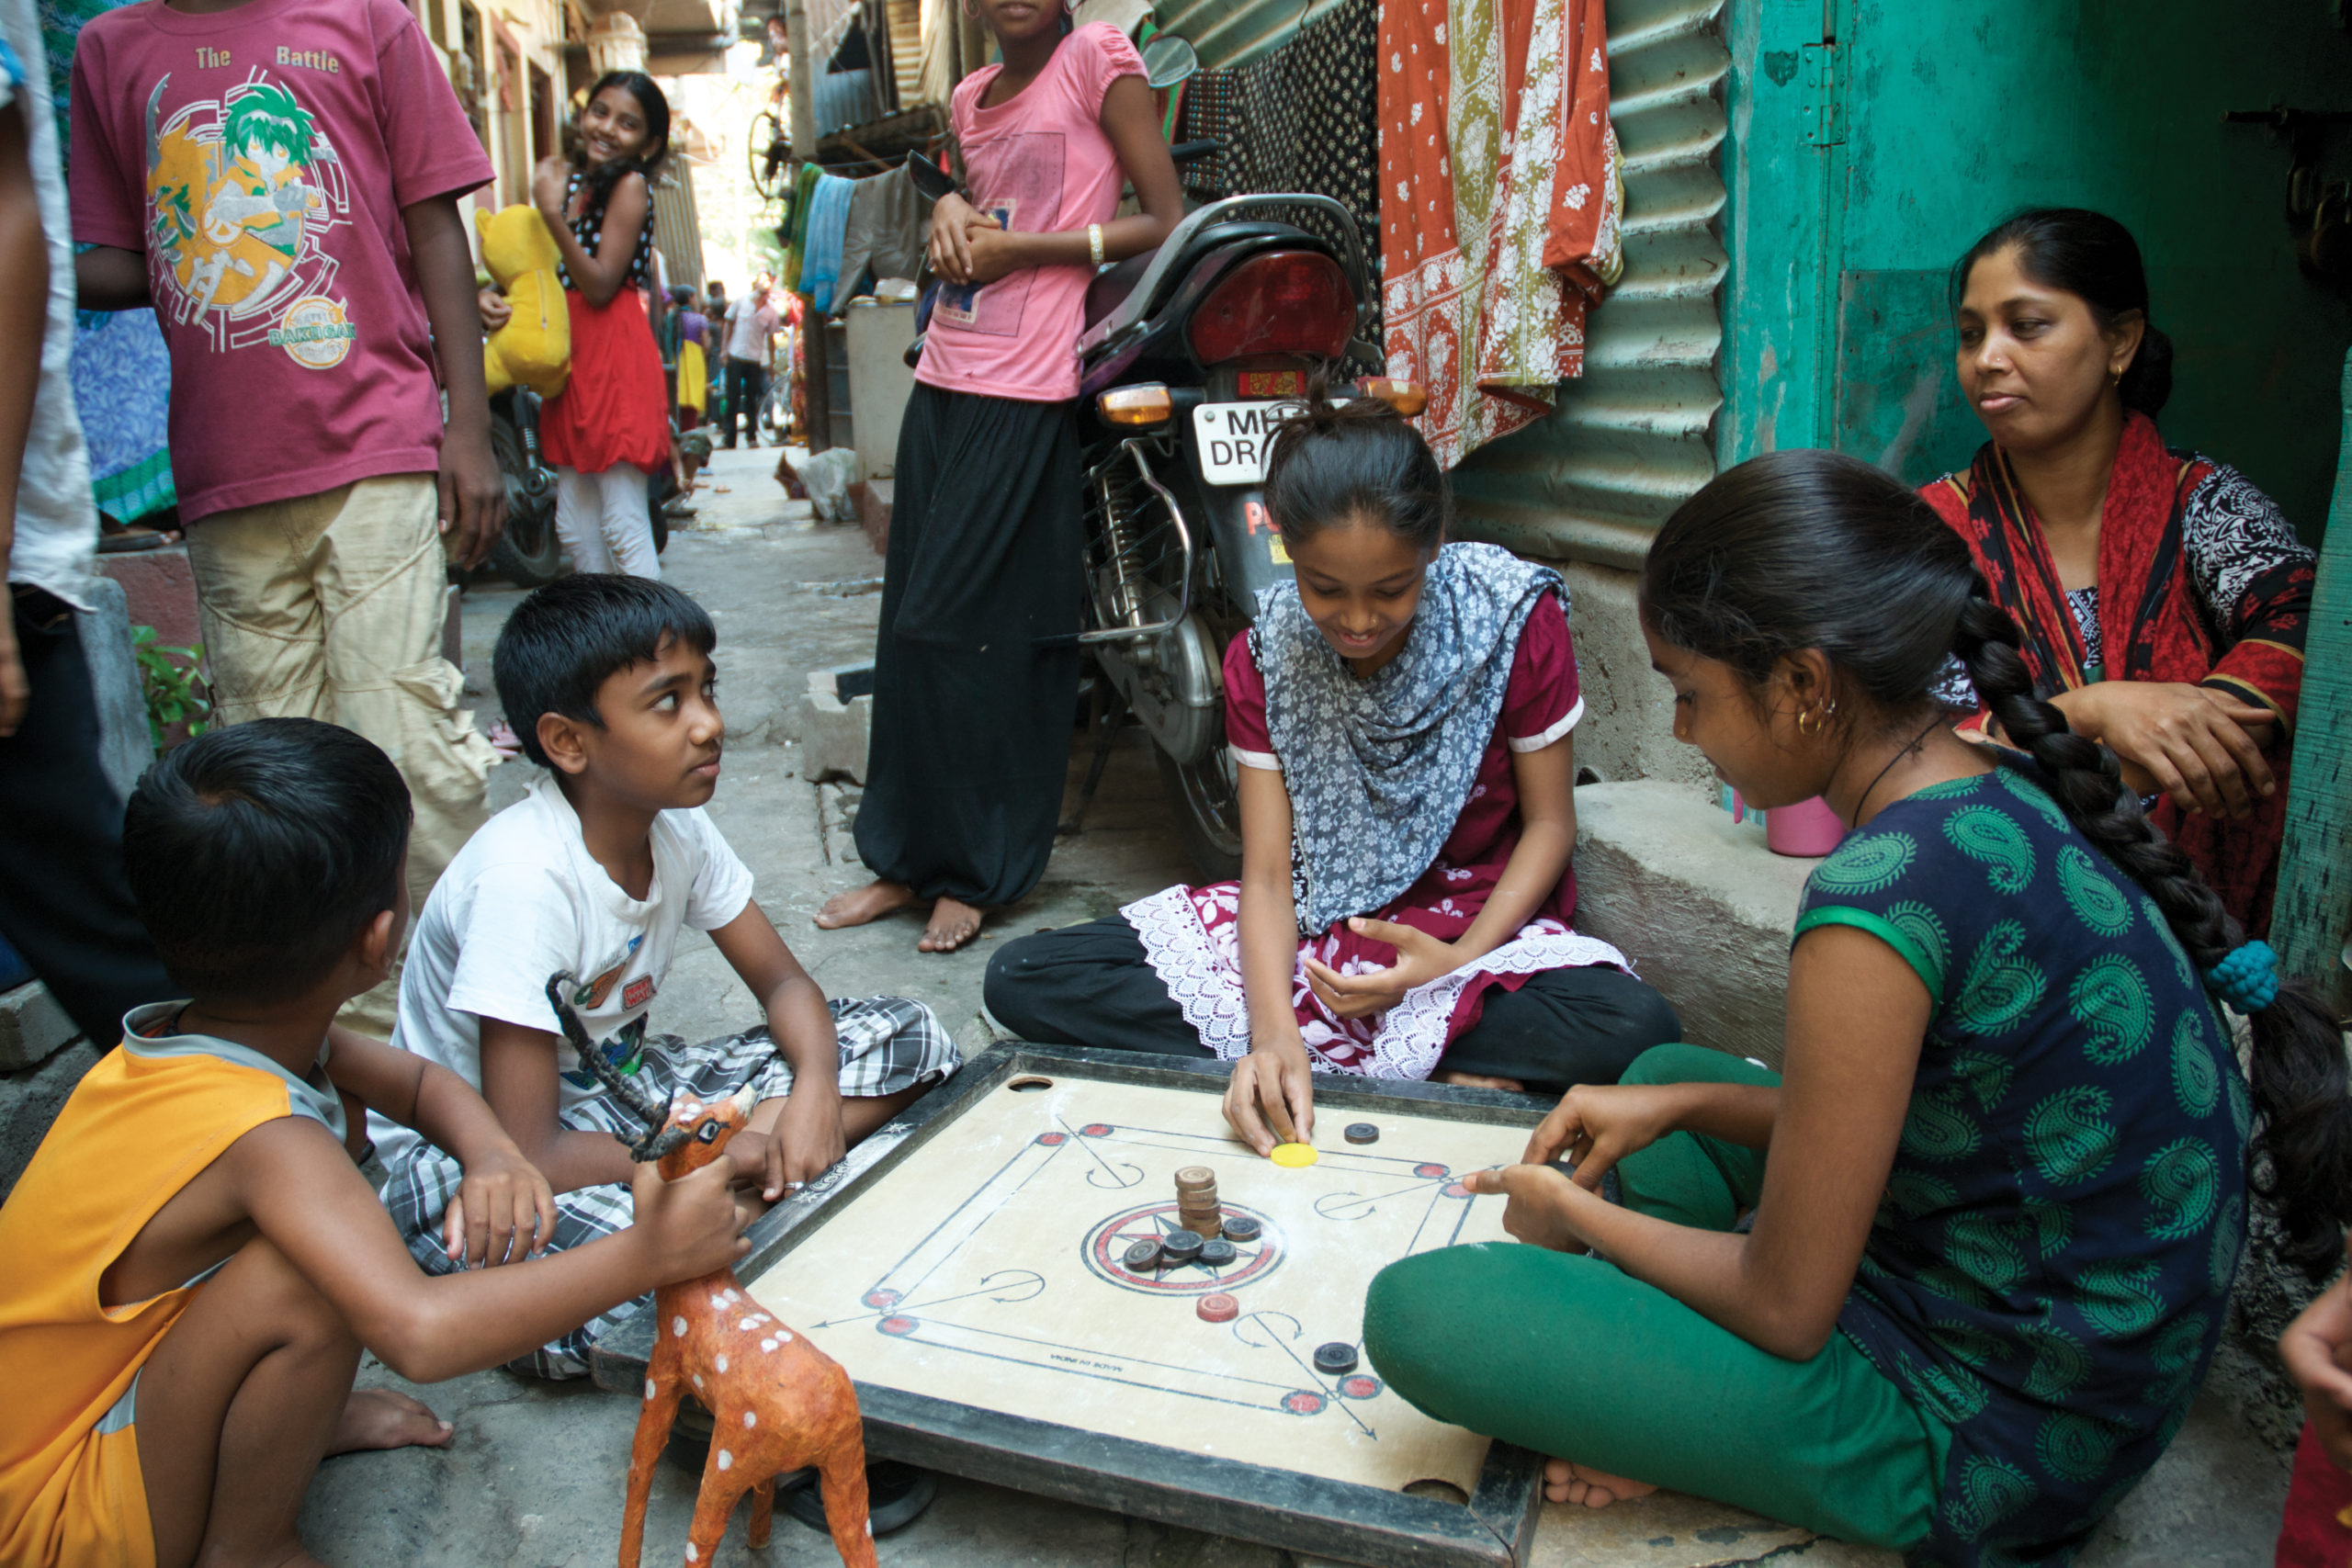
top-left (377, 574), bottom-right (957, 1377)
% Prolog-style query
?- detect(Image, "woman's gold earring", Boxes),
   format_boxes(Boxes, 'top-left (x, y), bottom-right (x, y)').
top-left (1796, 706), bottom-right (1824, 737)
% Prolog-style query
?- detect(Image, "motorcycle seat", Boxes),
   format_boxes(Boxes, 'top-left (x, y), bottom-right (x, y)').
top-left (1080, 220), bottom-right (1309, 334)
top-left (1083, 252), bottom-right (1155, 329)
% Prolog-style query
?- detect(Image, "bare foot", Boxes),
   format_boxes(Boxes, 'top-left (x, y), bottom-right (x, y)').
top-left (1432, 1070), bottom-right (1528, 1092)
top-left (1543, 1456), bottom-right (1656, 1507)
top-left (814, 880), bottom-right (919, 931)
top-left (329, 1388), bottom-right (453, 1455)
top-left (919, 897), bottom-right (985, 953)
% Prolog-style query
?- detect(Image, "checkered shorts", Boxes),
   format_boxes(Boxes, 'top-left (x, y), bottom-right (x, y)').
top-left (379, 995), bottom-right (957, 1379)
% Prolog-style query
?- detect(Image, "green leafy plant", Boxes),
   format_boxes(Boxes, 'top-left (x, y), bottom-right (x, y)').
top-left (130, 625), bottom-right (210, 750)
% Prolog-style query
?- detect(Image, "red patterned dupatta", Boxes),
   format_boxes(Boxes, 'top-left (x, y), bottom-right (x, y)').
top-left (1922, 412), bottom-right (2312, 935)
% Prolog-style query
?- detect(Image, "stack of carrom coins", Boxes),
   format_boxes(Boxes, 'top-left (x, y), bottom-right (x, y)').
top-left (1174, 1166), bottom-right (1222, 1240)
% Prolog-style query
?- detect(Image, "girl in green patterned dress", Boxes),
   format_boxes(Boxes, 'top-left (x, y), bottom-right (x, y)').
top-left (1363, 449), bottom-right (2352, 1565)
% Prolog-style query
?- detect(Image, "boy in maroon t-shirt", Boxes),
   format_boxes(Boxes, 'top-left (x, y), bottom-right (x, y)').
top-left (68, 0), bottom-right (504, 1032)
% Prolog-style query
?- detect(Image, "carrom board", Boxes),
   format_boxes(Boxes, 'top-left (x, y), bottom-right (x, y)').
top-left (592, 1045), bottom-right (1550, 1568)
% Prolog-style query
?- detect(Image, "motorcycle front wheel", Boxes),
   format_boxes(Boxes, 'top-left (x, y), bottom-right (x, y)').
top-left (486, 417), bottom-right (567, 588)
top-left (1154, 737), bottom-right (1242, 883)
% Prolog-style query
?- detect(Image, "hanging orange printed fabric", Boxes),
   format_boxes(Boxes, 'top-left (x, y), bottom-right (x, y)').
top-left (1378, 0), bottom-right (1620, 468)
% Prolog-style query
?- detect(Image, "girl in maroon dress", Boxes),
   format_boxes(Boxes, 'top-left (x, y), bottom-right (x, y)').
top-left (986, 402), bottom-right (1678, 1152)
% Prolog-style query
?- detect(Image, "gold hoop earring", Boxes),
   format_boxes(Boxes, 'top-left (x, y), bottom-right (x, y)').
top-left (1796, 706), bottom-right (1824, 737)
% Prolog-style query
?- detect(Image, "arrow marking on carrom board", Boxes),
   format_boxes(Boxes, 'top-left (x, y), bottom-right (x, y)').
top-left (809, 1269), bottom-right (1046, 1329)
top-left (1238, 1311), bottom-right (1375, 1438)
top-left (869, 1135), bottom-right (1065, 1299)
top-left (1057, 1115), bottom-right (1144, 1190)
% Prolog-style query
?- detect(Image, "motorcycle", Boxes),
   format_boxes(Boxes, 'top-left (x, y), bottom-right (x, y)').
top-left (482, 388), bottom-right (567, 588)
top-left (1065, 194), bottom-right (1408, 878)
top-left (479, 387), bottom-right (673, 588)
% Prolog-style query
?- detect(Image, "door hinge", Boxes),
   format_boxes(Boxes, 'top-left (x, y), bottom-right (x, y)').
top-left (1801, 41), bottom-right (1842, 146)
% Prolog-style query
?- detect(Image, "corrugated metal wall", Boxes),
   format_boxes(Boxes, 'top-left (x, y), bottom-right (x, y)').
top-left (1159, 0), bottom-right (1729, 570)
top-left (1156, 0), bottom-right (1343, 71)
top-left (1449, 0), bottom-right (1728, 570)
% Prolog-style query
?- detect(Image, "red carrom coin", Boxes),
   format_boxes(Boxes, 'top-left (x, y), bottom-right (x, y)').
top-left (1196, 1292), bottom-right (1240, 1323)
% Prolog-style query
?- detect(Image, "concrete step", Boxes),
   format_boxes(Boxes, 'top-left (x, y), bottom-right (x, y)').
top-left (1570, 779), bottom-right (1813, 1067)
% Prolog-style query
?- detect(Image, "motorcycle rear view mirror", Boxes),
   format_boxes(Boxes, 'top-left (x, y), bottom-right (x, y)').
top-left (904, 150), bottom-right (957, 202)
top-left (1142, 34), bottom-right (1198, 90)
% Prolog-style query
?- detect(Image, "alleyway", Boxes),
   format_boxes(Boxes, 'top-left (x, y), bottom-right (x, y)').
top-left (288, 446), bottom-right (2285, 1568)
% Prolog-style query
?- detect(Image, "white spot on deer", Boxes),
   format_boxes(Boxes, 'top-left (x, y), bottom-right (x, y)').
top-left (710, 1293), bottom-right (729, 1311)
top-left (739, 1316), bottom-right (763, 1331)
top-left (684, 1547), bottom-right (697, 1562)
top-left (721, 1288), bottom-right (740, 1303)
top-left (672, 1316), bottom-right (686, 1337)
top-left (743, 1411), bottom-right (757, 1428)
top-left (644, 1380), bottom-right (657, 1400)
top-left (717, 1449), bottom-right (733, 1471)
top-left (865, 1520), bottom-right (875, 1537)
top-left (692, 1373), bottom-right (704, 1389)
top-left (777, 1329), bottom-right (792, 1343)
top-left (760, 1338), bottom-right (776, 1353)
top-left (716, 1353), bottom-right (729, 1372)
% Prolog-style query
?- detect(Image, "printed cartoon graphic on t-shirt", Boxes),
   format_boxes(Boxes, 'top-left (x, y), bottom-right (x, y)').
top-left (933, 130), bottom-right (1063, 338)
top-left (560, 1014), bottom-right (648, 1090)
top-left (558, 934), bottom-right (653, 1089)
top-left (143, 71), bottom-right (356, 367)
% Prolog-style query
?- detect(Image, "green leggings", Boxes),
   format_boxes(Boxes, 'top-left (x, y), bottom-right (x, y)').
top-left (1363, 1044), bottom-right (1949, 1550)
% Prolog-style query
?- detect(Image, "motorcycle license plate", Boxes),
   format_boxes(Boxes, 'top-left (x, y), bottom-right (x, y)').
top-left (1192, 400), bottom-right (1306, 485)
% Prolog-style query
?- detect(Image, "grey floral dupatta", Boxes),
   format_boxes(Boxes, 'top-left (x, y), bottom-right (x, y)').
top-left (1254, 542), bottom-right (1566, 936)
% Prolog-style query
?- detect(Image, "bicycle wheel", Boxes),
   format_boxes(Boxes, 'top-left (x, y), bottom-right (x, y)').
top-left (748, 110), bottom-right (789, 200)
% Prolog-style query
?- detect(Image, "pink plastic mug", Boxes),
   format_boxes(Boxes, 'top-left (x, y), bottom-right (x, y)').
top-left (1730, 792), bottom-right (1847, 858)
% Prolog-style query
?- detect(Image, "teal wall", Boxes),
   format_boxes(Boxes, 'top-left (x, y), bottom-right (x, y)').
top-left (1722, 0), bottom-right (2352, 538)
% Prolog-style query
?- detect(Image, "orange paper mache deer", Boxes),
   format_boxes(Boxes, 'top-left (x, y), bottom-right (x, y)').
top-left (547, 973), bottom-right (876, 1568)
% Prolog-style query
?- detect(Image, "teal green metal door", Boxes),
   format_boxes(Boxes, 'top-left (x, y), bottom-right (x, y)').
top-left (1722, 0), bottom-right (2352, 538)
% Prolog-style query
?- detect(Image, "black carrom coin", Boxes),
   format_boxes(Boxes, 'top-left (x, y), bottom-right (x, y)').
top-left (1313, 1341), bottom-right (1359, 1375)
top-left (1219, 1213), bottom-right (1262, 1242)
top-left (1198, 1237), bottom-right (1238, 1268)
top-left (1123, 1238), bottom-right (1162, 1270)
top-left (1159, 1228), bottom-right (1204, 1263)
top-left (1344, 1122), bottom-right (1380, 1145)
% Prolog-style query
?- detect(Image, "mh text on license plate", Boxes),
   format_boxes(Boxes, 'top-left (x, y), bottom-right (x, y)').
top-left (1193, 401), bottom-right (1306, 485)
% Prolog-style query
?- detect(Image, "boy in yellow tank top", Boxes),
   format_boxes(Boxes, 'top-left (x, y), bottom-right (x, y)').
top-left (0, 720), bottom-right (755, 1568)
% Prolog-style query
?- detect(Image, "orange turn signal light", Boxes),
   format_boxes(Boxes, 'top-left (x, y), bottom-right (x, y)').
top-left (1097, 385), bottom-right (1174, 425)
top-left (1354, 378), bottom-right (1429, 417)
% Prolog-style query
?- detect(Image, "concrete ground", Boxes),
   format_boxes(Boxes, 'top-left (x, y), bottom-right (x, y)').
top-left (297, 446), bottom-right (2290, 1567)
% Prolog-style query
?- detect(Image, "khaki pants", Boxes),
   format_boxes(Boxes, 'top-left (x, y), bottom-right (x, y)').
top-left (186, 475), bottom-right (493, 1036)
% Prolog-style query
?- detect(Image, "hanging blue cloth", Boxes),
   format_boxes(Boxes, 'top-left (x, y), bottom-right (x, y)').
top-left (797, 171), bottom-right (857, 314)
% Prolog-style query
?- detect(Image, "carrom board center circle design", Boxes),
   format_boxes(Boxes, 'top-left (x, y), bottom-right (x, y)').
top-left (1082, 1201), bottom-right (1283, 1295)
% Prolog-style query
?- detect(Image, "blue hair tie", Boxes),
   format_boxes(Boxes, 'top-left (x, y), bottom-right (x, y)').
top-left (2204, 940), bottom-right (2279, 1015)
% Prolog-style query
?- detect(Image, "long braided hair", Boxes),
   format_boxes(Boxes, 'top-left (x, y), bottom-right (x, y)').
top-left (1642, 448), bottom-right (2352, 1276)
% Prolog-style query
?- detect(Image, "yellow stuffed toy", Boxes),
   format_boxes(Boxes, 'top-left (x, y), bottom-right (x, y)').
top-left (478, 204), bottom-right (570, 398)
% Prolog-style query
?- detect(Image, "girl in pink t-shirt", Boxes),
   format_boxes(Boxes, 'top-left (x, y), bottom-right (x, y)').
top-left (985, 402), bottom-right (1681, 1150)
top-left (816, 1), bottom-right (1183, 954)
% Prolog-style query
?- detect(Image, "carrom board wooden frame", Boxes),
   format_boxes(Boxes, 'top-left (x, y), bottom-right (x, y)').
top-left (591, 1044), bottom-right (1551, 1568)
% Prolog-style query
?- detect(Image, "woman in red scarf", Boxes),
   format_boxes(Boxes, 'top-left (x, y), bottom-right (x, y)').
top-left (1922, 209), bottom-right (2315, 936)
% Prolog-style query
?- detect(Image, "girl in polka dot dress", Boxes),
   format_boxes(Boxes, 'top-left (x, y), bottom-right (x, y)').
top-left (1363, 449), bottom-right (2352, 1565)
top-left (482, 72), bottom-right (675, 578)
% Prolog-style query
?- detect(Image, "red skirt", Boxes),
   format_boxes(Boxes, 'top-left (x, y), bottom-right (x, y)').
top-left (542, 287), bottom-right (671, 474)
